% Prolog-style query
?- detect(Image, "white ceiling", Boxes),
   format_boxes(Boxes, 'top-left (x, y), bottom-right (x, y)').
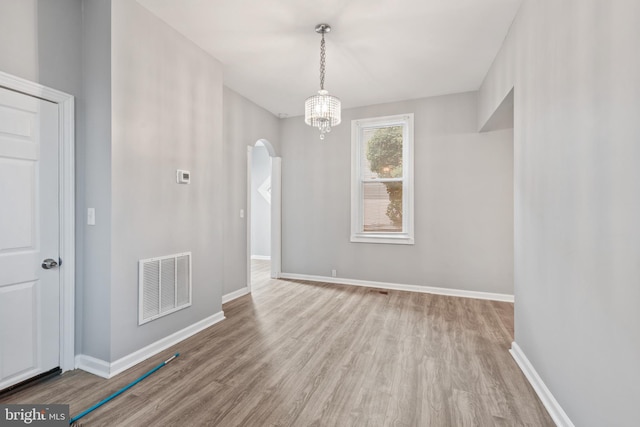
top-left (137, 0), bottom-right (522, 118)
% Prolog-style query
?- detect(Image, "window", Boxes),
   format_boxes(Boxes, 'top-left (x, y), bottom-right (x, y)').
top-left (351, 114), bottom-right (414, 244)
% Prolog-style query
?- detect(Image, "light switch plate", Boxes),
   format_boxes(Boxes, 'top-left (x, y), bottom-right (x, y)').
top-left (87, 208), bottom-right (95, 225)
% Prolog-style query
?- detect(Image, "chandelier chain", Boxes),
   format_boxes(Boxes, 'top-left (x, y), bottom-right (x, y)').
top-left (319, 32), bottom-right (326, 90)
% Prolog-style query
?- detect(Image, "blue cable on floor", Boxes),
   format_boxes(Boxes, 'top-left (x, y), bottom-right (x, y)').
top-left (69, 353), bottom-right (180, 425)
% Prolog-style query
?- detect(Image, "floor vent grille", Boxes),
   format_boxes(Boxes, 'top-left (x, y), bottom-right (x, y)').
top-left (139, 252), bottom-right (192, 325)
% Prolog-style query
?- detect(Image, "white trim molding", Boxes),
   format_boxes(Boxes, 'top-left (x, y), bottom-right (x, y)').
top-left (247, 146), bottom-right (252, 292)
top-left (0, 71), bottom-right (75, 373)
top-left (251, 255), bottom-right (271, 261)
top-left (270, 156), bottom-right (282, 279)
top-left (222, 287), bottom-right (250, 304)
top-left (74, 354), bottom-right (111, 379)
top-left (76, 311), bottom-right (225, 379)
top-left (510, 342), bottom-right (575, 427)
top-left (279, 272), bottom-right (514, 302)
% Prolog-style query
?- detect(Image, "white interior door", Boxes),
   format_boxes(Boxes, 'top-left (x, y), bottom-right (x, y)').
top-left (0, 86), bottom-right (60, 389)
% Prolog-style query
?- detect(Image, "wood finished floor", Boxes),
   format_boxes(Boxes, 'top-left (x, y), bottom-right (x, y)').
top-left (1, 260), bottom-right (553, 426)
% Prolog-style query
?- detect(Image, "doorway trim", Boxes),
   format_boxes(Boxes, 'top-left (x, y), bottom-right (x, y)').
top-left (0, 71), bottom-right (75, 372)
top-left (247, 139), bottom-right (281, 291)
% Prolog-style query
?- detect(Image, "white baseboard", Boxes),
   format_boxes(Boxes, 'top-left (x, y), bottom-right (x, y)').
top-left (510, 342), bottom-right (575, 427)
top-left (74, 354), bottom-right (111, 379)
top-left (222, 287), bottom-right (250, 303)
top-left (75, 311), bottom-right (225, 379)
top-left (279, 272), bottom-right (514, 302)
top-left (251, 255), bottom-right (271, 261)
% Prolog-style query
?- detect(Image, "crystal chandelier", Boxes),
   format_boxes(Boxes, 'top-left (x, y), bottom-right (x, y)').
top-left (305, 24), bottom-right (341, 140)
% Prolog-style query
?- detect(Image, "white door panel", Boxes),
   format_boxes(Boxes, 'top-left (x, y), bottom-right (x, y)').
top-left (0, 102), bottom-right (35, 137)
top-left (0, 282), bottom-right (37, 379)
top-left (0, 86), bottom-right (60, 389)
top-left (0, 159), bottom-right (35, 251)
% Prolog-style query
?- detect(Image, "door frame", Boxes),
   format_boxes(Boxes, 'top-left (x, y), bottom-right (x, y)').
top-left (247, 140), bottom-right (281, 292)
top-left (0, 71), bottom-right (75, 372)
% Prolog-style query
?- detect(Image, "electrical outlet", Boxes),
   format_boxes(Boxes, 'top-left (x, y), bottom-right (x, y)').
top-left (176, 169), bottom-right (190, 184)
top-left (331, 269), bottom-right (337, 277)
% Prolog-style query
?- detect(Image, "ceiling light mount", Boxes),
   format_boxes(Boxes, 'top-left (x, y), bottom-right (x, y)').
top-left (315, 24), bottom-right (331, 34)
top-left (305, 23), bottom-right (341, 140)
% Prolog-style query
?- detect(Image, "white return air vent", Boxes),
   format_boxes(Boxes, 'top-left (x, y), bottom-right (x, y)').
top-left (139, 252), bottom-right (192, 325)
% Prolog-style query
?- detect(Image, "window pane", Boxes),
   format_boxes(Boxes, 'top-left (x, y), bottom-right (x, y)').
top-left (361, 126), bottom-right (403, 179)
top-left (363, 181), bottom-right (403, 232)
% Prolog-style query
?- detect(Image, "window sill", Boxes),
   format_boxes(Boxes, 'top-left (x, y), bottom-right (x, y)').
top-left (350, 233), bottom-right (414, 245)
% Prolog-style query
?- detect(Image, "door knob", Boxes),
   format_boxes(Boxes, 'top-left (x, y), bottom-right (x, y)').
top-left (42, 258), bottom-right (58, 269)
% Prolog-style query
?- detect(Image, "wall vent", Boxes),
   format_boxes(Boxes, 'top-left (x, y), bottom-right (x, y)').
top-left (139, 252), bottom-right (192, 325)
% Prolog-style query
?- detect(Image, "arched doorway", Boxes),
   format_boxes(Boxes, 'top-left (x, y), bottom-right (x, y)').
top-left (247, 139), bottom-right (281, 291)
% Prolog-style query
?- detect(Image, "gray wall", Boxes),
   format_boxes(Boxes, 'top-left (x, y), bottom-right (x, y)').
top-left (479, 1), bottom-right (640, 425)
top-left (0, 0), bottom-right (38, 82)
top-left (222, 87), bottom-right (279, 296)
top-left (80, 0), bottom-right (112, 361)
top-left (280, 92), bottom-right (514, 295)
top-left (109, 0), bottom-right (224, 361)
top-left (36, 0), bottom-right (83, 97)
top-left (251, 146), bottom-right (271, 257)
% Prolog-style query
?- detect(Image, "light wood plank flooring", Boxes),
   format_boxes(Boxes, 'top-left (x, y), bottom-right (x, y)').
top-left (251, 258), bottom-right (272, 285)
top-left (1, 260), bottom-right (553, 426)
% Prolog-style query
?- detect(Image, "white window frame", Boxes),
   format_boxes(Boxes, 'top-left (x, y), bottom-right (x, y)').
top-left (351, 113), bottom-right (414, 245)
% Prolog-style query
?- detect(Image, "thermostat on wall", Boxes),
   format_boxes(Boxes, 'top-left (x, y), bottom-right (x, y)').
top-left (176, 169), bottom-right (190, 184)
